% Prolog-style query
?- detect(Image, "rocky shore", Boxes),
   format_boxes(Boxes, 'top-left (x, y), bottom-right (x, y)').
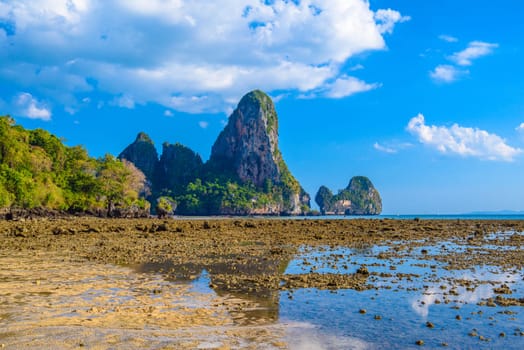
top-left (2, 218), bottom-right (523, 289)
top-left (1, 217), bottom-right (523, 348)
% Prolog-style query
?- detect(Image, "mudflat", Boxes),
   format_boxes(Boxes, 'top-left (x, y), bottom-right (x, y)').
top-left (1, 218), bottom-right (523, 348)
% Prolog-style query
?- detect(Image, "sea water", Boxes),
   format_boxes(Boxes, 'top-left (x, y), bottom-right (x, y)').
top-left (277, 243), bottom-right (524, 349)
top-left (187, 233), bottom-right (524, 349)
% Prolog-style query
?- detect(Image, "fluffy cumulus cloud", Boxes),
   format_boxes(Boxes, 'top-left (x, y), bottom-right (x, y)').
top-left (374, 9), bottom-right (410, 34)
top-left (322, 76), bottom-right (380, 98)
top-left (0, 0), bottom-right (408, 114)
top-left (407, 114), bottom-right (521, 162)
top-left (14, 93), bottom-right (52, 121)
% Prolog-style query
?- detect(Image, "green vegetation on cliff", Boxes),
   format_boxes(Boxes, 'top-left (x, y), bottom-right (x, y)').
top-left (156, 142), bottom-right (203, 197)
top-left (0, 116), bottom-right (149, 216)
top-left (120, 90), bottom-right (311, 216)
top-left (315, 176), bottom-right (382, 215)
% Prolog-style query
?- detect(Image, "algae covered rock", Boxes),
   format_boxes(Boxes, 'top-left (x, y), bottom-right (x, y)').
top-left (315, 176), bottom-right (382, 215)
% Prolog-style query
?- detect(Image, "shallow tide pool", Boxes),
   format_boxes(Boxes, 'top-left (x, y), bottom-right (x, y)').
top-left (1, 231), bottom-right (523, 349)
top-left (181, 235), bottom-right (524, 349)
top-left (277, 244), bottom-right (524, 349)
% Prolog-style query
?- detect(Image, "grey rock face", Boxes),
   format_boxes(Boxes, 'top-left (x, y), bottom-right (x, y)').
top-left (209, 90), bottom-right (309, 214)
top-left (157, 142), bottom-right (203, 195)
top-left (118, 132), bottom-right (158, 181)
top-left (210, 90), bottom-right (280, 187)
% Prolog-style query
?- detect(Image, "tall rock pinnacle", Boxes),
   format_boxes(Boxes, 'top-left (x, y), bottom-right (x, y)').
top-left (209, 90), bottom-right (310, 214)
top-left (118, 132), bottom-right (158, 181)
top-left (210, 90), bottom-right (280, 187)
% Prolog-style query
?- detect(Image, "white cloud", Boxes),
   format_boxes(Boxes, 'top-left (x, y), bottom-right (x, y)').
top-left (164, 110), bottom-right (174, 117)
top-left (374, 9), bottom-right (411, 34)
top-left (449, 41), bottom-right (498, 66)
top-left (0, 0), bottom-right (408, 113)
top-left (430, 65), bottom-right (468, 83)
top-left (516, 123), bottom-right (524, 132)
top-left (373, 142), bottom-right (397, 154)
top-left (430, 40), bottom-right (497, 84)
top-left (113, 95), bottom-right (135, 109)
top-left (439, 34), bottom-right (458, 43)
top-left (198, 121), bottom-right (209, 129)
top-left (349, 64), bottom-right (365, 71)
top-left (373, 141), bottom-right (412, 154)
top-left (64, 106), bottom-right (77, 115)
top-left (14, 92), bottom-right (52, 121)
top-left (407, 114), bottom-right (522, 162)
top-left (322, 76), bottom-right (380, 98)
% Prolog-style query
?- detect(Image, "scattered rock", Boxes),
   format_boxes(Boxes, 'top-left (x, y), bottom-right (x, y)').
top-left (493, 284), bottom-right (512, 295)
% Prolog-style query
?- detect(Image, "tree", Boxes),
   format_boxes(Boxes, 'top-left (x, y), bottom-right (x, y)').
top-left (97, 156), bottom-right (147, 216)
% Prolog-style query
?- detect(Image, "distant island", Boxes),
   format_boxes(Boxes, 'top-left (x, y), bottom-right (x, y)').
top-left (0, 90), bottom-right (382, 217)
top-left (315, 176), bottom-right (382, 215)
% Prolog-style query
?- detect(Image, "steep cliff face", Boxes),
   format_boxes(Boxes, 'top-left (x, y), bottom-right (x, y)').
top-left (315, 176), bottom-right (382, 215)
top-left (208, 90), bottom-right (309, 214)
top-left (210, 90), bottom-right (280, 187)
top-left (118, 90), bottom-right (310, 215)
top-left (118, 132), bottom-right (158, 181)
top-left (157, 142), bottom-right (203, 196)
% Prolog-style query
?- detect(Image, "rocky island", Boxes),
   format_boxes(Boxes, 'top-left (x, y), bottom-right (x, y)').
top-left (315, 176), bottom-right (382, 215)
top-left (120, 90), bottom-right (311, 216)
top-left (0, 90), bottom-right (384, 217)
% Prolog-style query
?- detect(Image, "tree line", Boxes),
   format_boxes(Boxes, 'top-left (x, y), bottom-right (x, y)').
top-left (0, 116), bottom-right (148, 217)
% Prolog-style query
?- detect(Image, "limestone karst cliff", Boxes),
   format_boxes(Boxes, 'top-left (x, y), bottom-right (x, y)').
top-left (208, 90), bottom-right (310, 214)
top-left (315, 176), bottom-right (382, 215)
top-left (119, 90), bottom-right (310, 215)
top-left (118, 132), bottom-right (158, 182)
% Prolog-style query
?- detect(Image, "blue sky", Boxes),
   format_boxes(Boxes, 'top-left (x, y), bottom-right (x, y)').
top-left (1, 0), bottom-right (524, 214)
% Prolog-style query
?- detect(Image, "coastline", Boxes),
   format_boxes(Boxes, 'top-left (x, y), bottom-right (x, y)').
top-left (1, 217), bottom-right (523, 348)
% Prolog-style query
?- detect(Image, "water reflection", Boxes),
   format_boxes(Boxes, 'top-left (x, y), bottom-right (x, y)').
top-left (132, 252), bottom-right (292, 325)
top-left (131, 234), bottom-right (524, 349)
top-left (412, 270), bottom-right (521, 317)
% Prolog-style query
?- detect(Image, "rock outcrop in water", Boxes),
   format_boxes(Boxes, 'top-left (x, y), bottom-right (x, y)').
top-left (315, 176), bottom-right (382, 215)
top-left (208, 90), bottom-right (310, 214)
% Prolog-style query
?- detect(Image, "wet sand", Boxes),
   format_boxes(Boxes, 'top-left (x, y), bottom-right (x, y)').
top-left (1, 218), bottom-right (523, 348)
